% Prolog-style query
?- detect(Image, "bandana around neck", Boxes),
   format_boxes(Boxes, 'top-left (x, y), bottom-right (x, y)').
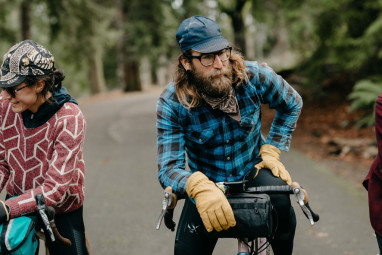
top-left (201, 87), bottom-right (241, 122)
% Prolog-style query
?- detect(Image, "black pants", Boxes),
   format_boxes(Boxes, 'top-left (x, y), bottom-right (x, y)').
top-left (46, 206), bottom-right (89, 255)
top-left (174, 169), bottom-right (296, 255)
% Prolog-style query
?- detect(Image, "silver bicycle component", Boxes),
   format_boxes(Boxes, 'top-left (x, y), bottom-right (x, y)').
top-left (35, 193), bottom-right (55, 242)
top-left (292, 187), bottom-right (314, 225)
top-left (37, 207), bottom-right (55, 242)
top-left (215, 182), bottom-right (226, 193)
top-left (156, 191), bottom-right (174, 230)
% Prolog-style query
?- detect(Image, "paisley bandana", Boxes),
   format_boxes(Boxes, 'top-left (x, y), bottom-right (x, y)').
top-left (202, 87), bottom-right (241, 122)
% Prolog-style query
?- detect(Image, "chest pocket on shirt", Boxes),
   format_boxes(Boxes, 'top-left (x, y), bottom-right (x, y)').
top-left (240, 113), bottom-right (259, 139)
top-left (186, 128), bottom-right (214, 146)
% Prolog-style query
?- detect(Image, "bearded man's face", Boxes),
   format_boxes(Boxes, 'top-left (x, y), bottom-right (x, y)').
top-left (188, 61), bottom-right (233, 98)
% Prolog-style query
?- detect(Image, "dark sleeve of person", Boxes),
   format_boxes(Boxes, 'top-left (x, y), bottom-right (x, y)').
top-left (375, 94), bottom-right (382, 169)
top-left (362, 94), bottom-right (382, 190)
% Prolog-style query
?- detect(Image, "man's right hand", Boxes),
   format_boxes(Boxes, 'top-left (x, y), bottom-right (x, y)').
top-left (186, 171), bottom-right (236, 232)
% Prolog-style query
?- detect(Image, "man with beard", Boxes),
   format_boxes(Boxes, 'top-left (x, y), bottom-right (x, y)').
top-left (156, 16), bottom-right (303, 255)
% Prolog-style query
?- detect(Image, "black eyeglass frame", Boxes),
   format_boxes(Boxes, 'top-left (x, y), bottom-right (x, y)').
top-left (2, 84), bottom-right (29, 98)
top-left (183, 46), bottom-right (232, 67)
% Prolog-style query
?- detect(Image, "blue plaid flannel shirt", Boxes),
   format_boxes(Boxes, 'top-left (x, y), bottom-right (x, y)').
top-left (156, 61), bottom-right (302, 196)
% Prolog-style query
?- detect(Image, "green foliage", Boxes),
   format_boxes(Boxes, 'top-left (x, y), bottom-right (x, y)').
top-left (295, 0), bottom-right (382, 86)
top-left (347, 77), bottom-right (382, 127)
top-left (0, 0), bottom-right (380, 101)
top-left (0, 2), bottom-right (18, 45)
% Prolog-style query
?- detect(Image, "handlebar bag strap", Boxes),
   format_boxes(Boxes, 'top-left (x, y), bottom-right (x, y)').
top-left (205, 193), bottom-right (273, 239)
top-left (0, 216), bottom-right (38, 255)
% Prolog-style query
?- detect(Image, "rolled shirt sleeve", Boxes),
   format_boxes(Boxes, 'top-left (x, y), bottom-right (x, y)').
top-left (157, 87), bottom-right (191, 196)
top-left (246, 61), bottom-right (303, 151)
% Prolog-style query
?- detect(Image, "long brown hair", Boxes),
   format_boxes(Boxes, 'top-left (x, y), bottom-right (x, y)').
top-left (174, 49), bottom-right (247, 109)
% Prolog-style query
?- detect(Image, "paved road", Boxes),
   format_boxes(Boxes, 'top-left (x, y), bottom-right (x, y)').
top-left (80, 90), bottom-right (379, 255)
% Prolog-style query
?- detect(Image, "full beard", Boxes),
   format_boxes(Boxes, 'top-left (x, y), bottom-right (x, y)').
top-left (188, 64), bottom-right (233, 98)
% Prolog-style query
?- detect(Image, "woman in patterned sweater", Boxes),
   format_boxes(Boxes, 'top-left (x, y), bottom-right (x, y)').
top-left (0, 40), bottom-right (89, 254)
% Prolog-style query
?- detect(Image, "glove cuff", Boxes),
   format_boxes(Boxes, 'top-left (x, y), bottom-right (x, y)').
top-left (259, 144), bottom-right (281, 158)
top-left (186, 171), bottom-right (209, 198)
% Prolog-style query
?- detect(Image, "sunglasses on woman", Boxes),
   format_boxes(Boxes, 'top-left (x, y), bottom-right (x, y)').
top-left (1, 84), bottom-right (28, 98)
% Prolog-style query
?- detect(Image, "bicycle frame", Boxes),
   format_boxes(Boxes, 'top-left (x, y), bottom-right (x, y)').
top-left (238, 238), bottom-right (270, 255)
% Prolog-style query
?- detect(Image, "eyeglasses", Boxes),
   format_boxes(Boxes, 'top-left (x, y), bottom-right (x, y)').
top-left (184, 47), bottom-right (232, 67)
top-left (1, 84), bottom-right (28, 98)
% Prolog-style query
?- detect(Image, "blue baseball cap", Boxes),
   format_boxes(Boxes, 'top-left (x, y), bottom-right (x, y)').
top-left (176, 16), bottom-right (229, 53)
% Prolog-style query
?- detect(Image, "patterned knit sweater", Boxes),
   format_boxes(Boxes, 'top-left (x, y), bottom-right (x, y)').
top-left (0, 94), bottom-right (86, 218)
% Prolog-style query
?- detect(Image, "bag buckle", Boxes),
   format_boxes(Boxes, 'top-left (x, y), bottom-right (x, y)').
top-left (216, 180), bottom-right (248, 194)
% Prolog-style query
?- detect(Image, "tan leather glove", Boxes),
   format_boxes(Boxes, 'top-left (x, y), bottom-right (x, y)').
top-left (254, 144), bottom-right (292, 185)
top-left (186, 171), bottom-right (236, 232)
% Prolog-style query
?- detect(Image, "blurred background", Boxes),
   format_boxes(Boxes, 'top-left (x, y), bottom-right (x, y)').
top-left (0, 0), bottom-right (379, 202)
top-left (1, 0), bottom-right (382, 253)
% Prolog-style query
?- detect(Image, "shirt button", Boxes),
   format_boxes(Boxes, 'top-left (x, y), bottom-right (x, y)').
top-left (227, 157), bottom-right (231, 160)
top-left (226, 140), bottom-right (230, 144)
top-left (199, 139), bottom-right (202, 142)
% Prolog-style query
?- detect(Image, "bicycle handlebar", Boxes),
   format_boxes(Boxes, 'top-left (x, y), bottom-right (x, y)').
top-left (35, 193), bottom-right (72, 247)
top-left (244, 185), bottom-right (293, 194)
top-left (48, 215), bottom-right (72, 247)
top-left (237, 182), bottom-right (319, 224)
top-left (156, 181), bottom-right (319, 231)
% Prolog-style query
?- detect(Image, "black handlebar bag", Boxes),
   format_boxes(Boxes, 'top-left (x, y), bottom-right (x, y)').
top-left (205, 193), bottom-right (273, 239)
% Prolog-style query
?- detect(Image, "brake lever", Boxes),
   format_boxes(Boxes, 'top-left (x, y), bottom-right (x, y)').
top-left (292, 186), bottom-right (314, 225)
top-left (156, 187), bottom-right (176, 230)
top-left (35, 193), bottom-right (55, 242)
top-left (291, 182), bottom-right (320, 225)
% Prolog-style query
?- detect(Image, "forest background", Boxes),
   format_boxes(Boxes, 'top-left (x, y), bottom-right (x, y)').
top-left (1, 0), bottom-right (381, 186)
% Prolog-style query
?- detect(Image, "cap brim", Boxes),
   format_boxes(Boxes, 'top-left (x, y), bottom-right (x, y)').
top-left (0, 73), bottom-right (26, 88)
top-left (191, 37), bottom-right (229, 53)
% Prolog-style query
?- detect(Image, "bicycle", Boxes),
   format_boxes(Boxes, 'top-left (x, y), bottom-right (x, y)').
top-left (156, 181), bottom-right (319, 255)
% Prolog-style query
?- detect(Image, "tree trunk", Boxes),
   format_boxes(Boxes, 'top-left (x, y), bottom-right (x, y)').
top-left (231, 9), bottom-right (246, 55)
top-left (21, 0), bottom-right (31, 39)
top-left (88, 49), bottom-right (106, 94)
top-left (117, 0), bottom-right (127, 90)
top-left (124, 61), bottom-right (141, 92)
top-left (117, 0), bottom-right (142, 92)
top-left (220, 0), bottom-right (247, 56)
top-left (150, 58), bottom-right (158, 85)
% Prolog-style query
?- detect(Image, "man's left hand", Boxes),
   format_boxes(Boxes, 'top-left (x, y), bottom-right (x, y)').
top-left (0, 201), bottom-right (9, 224)
top-left (255, 144), bottom-right (292, 185)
